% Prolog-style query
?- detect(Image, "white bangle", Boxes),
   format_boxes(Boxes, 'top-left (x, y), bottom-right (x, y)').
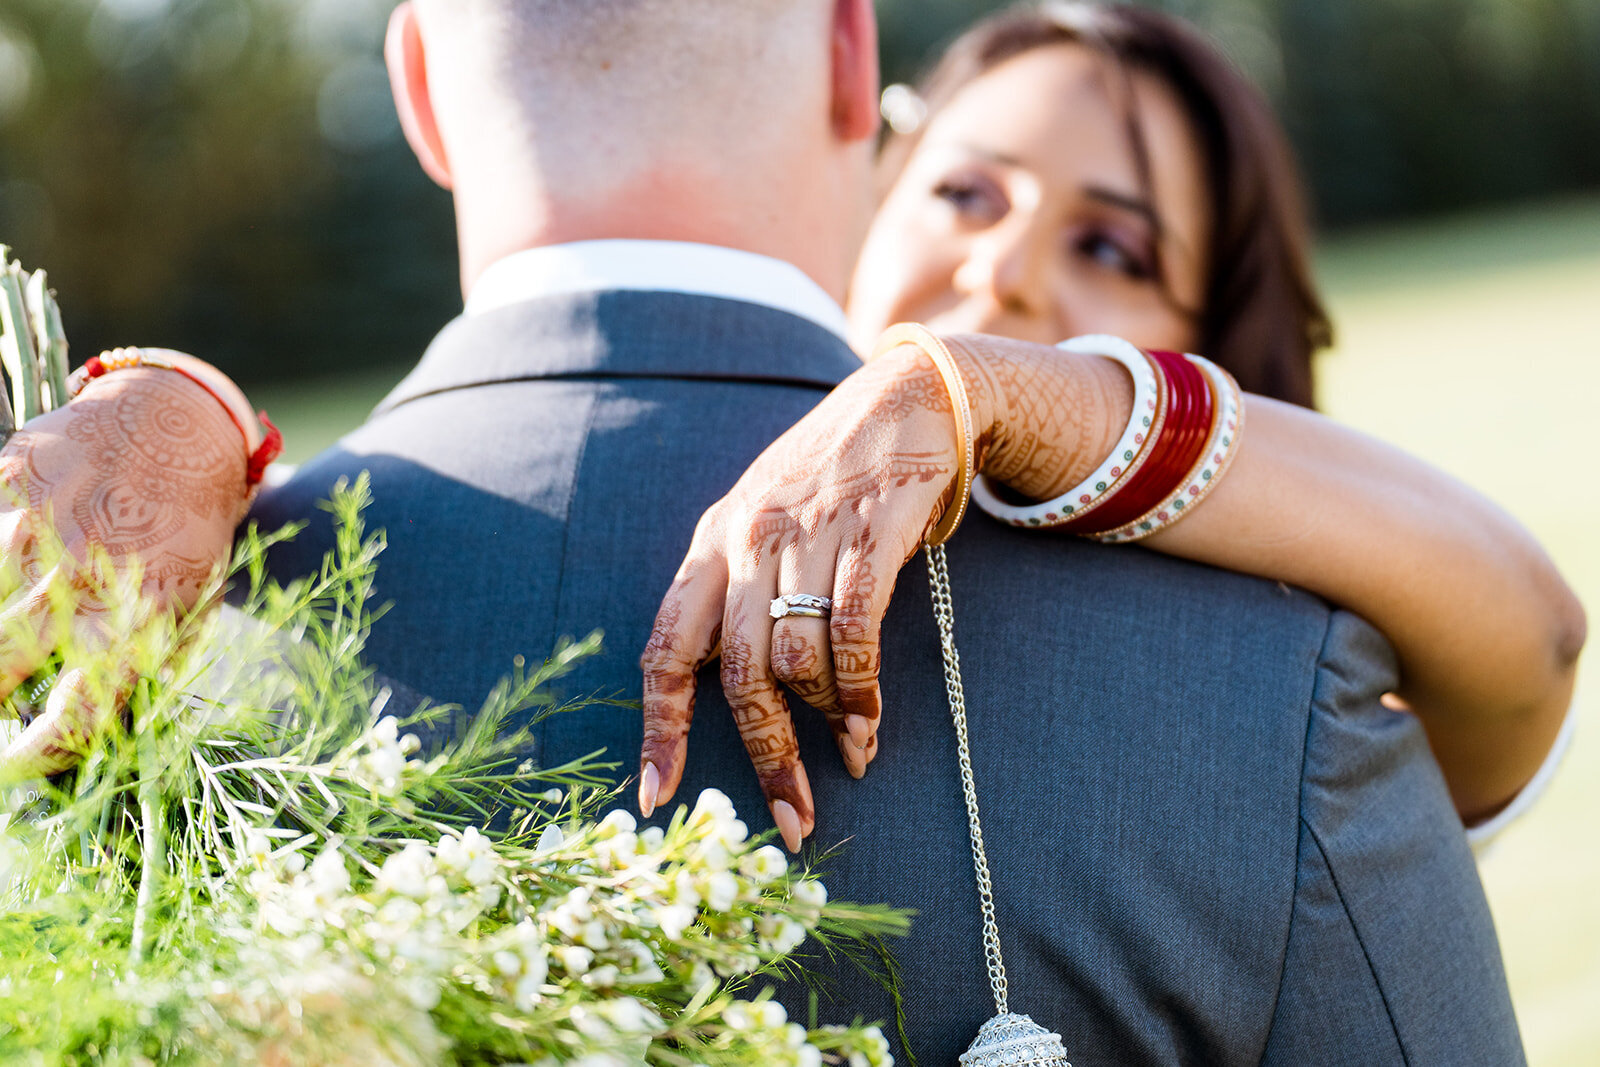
top-left (1091, 355), bottom-right (1243, 544)
top-left (970, 334), bottom-right (1160, 528)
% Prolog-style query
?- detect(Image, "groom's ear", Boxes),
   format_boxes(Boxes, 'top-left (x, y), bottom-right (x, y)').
top-left (829, 0), bottom-right (880, 144)
top-left (386, 1), bottom-right (453, 189)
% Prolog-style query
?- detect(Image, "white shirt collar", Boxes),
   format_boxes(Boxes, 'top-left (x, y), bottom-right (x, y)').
top-left (464, 239), bottom-right (851, 342)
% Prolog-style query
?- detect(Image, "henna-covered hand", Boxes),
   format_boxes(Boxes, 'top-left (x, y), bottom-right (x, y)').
top-left (0, 350), bottom-right (258, 783)
top-left (639, 332), bottom-right (1133, 850)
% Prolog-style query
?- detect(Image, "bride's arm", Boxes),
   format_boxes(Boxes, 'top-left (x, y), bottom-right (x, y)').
top-left (640, 331), bottom-right (1584, 842)
top-left (958, 332), bottom-right (1584, 823)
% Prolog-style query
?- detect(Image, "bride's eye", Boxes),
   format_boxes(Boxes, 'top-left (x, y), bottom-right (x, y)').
top-left (932, 175), bottom-right (1005, 224)
top-left (1076, 231), bottom-right (1153, 280)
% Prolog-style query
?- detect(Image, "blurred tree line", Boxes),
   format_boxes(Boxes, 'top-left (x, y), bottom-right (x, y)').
top-left (0, 0), bottom-right (1596, 385)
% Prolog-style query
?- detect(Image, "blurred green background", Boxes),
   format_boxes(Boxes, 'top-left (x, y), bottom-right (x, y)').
top-left (2, 0), bottom-right (1597, 386)
top-left (1, 0), bottom-right (1597, 1060)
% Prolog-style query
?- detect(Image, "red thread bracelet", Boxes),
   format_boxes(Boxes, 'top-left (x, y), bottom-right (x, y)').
top-left (68, 350), bottom-right (283, 487)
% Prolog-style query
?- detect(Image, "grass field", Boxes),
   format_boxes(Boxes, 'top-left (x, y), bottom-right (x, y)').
top-left (1317, 196), bottom-right (1600, 1066)
top-left (251, 195), bottom-right (1600, 1062)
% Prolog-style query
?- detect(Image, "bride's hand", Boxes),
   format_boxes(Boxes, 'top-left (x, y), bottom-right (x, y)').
top-left (638, 332), bottom-right (1127, 849)
top-left (0, 353), bottom-right (260, 782)
top-left (638, 343), bottom-right (968, 850)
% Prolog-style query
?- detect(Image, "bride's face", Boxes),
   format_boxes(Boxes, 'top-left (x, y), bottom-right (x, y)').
top-left (846, 43), bottom-right (1212, 355)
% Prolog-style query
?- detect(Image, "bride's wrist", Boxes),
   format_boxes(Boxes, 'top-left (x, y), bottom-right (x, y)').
top-left (950, 335), bottom-right (1133, 502)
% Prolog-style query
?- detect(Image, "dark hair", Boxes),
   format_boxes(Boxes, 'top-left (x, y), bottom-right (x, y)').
top-left (880, 1), bottom-right (1330, 407)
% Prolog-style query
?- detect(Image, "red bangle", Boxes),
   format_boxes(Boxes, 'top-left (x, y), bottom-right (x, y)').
top-left (68, 350), bottom-right (283, 487)
top-left (1065, 349), bottom-right (1212, 534)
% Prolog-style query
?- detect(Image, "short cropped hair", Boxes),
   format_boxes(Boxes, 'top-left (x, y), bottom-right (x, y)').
top-left (416, 0), bottom-right (817, 130)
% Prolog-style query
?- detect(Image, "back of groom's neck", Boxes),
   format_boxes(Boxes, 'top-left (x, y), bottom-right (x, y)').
top-left (454, 164), bottom-right (860, 307)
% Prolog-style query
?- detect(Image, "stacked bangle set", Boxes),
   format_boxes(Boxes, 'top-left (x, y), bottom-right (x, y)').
top-left (877, 327), bottom-right (1244, 547)
top-left (971, 333), bottom-right (1242, 542)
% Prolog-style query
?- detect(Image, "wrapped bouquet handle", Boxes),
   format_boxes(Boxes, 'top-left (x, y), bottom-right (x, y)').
top-left (926, 543), bottom-right (1074, 1067)
top-left (0, 244), bottom-right (73, 442)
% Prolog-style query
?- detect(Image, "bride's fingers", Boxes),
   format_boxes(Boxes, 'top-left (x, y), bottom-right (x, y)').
top-left (770, 547), bottom-right (864, 778)
top-left (640, 558), bottom-right (728, 818)
top-left (0, 572), bottom-right (64, 705)
top-left (0, 665), bottom-right (132, 786)
top-left (831, 525), bottom-right (905, 763)
top-left (721, 583), bottom-right (815, 852)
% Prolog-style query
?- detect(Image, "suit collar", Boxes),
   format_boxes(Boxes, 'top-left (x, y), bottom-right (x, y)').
top-left (378, 289), bottom-right (863, 415)
top-left (465, 240), bottom-right (851, 342)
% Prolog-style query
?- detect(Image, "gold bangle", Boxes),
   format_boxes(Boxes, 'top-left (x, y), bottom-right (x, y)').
top-left (871, 322), bottom-right (975, 547)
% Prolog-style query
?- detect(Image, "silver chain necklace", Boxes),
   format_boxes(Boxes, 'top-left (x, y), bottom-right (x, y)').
top-left (926, 545), bottom-right (1074, 1067)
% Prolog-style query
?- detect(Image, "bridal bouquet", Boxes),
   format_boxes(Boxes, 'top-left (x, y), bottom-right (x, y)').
top-left (0, 252), bottom-right (907, 1064)
top-left (0, 483), bottom-right (906, 1065)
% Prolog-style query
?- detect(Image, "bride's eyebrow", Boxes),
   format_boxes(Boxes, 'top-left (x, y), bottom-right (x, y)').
top-left (944, 143), bottom-right (1026, 168)
top-left (1084, 185), bottom-right (1159, 228)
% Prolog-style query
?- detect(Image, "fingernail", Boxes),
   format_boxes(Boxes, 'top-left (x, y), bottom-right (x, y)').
top-left (837, 734), bottom-right (867, 779)
top-left (638, 761), bottom-right (660, 818)
top-left (771, 799), bottom-right (804, 852)
top-left (845, 714), bottom-right (873, 749)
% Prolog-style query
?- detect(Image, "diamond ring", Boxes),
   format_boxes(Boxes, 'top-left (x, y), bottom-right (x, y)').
top-left (770, 594), bottom-right (833, 619)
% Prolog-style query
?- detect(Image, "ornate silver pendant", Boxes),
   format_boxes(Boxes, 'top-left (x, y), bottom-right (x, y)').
top-left (960, 1012), bottom-right (1072, 1066)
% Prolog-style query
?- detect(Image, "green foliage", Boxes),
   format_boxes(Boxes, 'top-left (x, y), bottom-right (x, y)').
top-left (1, 0), bottom-right (1597, 387)
top-left (0, 480), bottom-right (908, 1065)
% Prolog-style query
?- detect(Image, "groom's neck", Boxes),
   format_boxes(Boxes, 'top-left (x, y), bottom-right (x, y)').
top-left (450, 144), bottom-right (873, 307)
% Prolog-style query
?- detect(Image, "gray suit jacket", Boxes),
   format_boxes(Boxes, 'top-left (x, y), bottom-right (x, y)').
top-left (251, 291), bottom-right (1523, 1065)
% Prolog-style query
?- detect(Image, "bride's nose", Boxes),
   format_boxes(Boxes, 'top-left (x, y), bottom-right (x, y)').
top-left (951, 216), bottom-right (1053, 326)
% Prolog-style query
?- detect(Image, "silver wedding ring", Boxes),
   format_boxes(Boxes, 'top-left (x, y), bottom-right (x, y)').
top-left (770, 593), bottom-right (833, 619)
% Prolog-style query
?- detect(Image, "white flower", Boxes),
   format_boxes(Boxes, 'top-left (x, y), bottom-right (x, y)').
top-left (601, 996), bottom-right (664, 1035)
top-left (259, 897), bottom-right (307, 938)
top-left (546, 887), bottom-right (595, 938)
top-left (554, 945), bottom-right (594, 975)
top-left (437, 827), bottom-right (498, 888)
top-left (536, 823), bottom-right (565, 854)
top-left (243, 830), bottom-right (275, 871)
top-left (353, 716), bottom-right (422, 796)
top-left (856, 1025), bottom-right (893, 1066)
top-left (703, 871), bottom-right (739, 913)
top-left (376, 842), bottom-right (437, 899)
top-left (693, 839), bottom-right (734, 872)
top-left (689, 788), bottom-right (737, 828)
top-left (582, 964), bottom-right (619, 988)
top-left (752, 1000), bottom-right (787, 1029)
top-left (790, 878), bottom-right (828, 922)
top-left (596, 809), bottom-right (637, 838)
top-left (758, 915), bottom-right (806, 955)
top-left (489, 920), bottom-right (548, 1010)
top-left (593, 831), bottom-right (639, 871)
top-left (740, 844), bottom-right (787, 884)
top-left (652, 903), bottom-right (697, 939)
top-left (580, 920), bottom-right (611, 952)
top-left (670, 870), bottom-right (701, 909)
top-left (796, 1045), bottom-right (823, 1067)
top-left (718, 952), bottom-right (760, 977)
top-left (639, 826), bottom-right (666, 852)
top-left (304, 848), bottom-right (352, 907)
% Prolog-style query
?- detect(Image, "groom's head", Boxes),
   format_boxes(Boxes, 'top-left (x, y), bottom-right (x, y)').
top-left (386, 0), bottom-right (880, 301)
